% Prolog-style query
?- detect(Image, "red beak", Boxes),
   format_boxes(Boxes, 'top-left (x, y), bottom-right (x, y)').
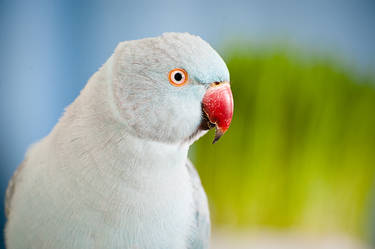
top-left (202, 82), bottom-right (234, 143)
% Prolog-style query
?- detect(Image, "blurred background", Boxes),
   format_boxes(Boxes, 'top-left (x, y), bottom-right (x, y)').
top-left (1, 0), bottom-right (375, 248)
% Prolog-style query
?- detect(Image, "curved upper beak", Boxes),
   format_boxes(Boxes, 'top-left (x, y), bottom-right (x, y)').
top-left (202, 81), bottom-right (234, 143)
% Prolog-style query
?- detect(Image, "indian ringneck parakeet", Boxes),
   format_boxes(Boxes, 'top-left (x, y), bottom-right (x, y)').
top-left (5, 32), bottom-right (233, 249)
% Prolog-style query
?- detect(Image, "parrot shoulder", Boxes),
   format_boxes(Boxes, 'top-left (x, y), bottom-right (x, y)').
top-left (185, 159), bottom-right (211, 249)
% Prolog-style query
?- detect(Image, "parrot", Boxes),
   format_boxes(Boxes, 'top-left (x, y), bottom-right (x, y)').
top-left (5, 32), bottom-right (234, 249)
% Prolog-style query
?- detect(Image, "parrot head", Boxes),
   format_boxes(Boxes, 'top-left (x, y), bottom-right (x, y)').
top-left (110, 32), bottom-right (233, 144)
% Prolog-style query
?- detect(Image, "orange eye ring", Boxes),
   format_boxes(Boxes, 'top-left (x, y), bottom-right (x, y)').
top-left (168, 68), bottom-right (188, 87)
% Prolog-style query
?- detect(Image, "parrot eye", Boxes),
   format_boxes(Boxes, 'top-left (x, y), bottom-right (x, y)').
top-left (168, 68), bottom-right (188, 87)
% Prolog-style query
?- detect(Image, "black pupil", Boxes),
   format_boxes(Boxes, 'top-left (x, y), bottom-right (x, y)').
top-left (174, 72), bottom-right (183, 81)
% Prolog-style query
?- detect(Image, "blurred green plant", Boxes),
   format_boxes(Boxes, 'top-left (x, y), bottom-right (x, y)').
top-left (191, 45), bottom-right (375, 237)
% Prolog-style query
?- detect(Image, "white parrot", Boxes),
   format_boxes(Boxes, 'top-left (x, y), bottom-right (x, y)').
top-left (5, 32), bottom-right (234, 249)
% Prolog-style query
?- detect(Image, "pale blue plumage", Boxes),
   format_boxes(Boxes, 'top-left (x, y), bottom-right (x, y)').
top-left (161, 33), bottom-right (229, 85)
top-left (186, 160), bottom-right (210, 249)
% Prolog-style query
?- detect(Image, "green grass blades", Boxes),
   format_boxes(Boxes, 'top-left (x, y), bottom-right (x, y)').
top-left (191, 46), bottom-right (375, 238)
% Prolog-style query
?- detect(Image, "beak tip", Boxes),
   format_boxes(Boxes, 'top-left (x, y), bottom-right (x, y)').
top-left (212, 129), bottom-right (225, 144)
